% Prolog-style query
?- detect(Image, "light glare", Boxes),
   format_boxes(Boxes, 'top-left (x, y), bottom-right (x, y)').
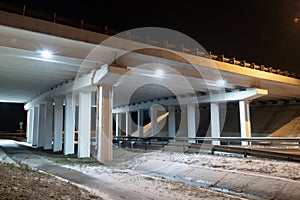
top-left (155, 69), bottom-right (164, 78)
top-left (41, 50), bottom-right (52, 58)
top-left (216, 79), bottom-right (227, 86)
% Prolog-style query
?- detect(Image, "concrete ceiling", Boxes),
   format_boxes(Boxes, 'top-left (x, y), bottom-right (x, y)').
top-left (1, 13), bottom-right (300, 107)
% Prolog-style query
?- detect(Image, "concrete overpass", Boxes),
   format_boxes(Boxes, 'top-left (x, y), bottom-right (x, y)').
top-left (1, 11), bottom-right (300, 162)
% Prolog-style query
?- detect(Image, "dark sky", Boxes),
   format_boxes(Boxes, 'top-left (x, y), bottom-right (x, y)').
top-left (0, 103), bottom-right (27, 132)
top-left (1, 0), bottom-right (300, 74)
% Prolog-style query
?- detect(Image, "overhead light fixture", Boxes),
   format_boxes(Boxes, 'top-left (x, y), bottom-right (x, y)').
top-left (36, 49), bottom-right (53, 58)
top-left (41, 50), bottom-right (52, 58)
top-left (216, 79), bottom-right (227, 86)
top-left (155, 69), bottom-right (164, 78)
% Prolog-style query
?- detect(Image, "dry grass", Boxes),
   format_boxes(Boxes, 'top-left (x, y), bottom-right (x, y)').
top-left (0, 162), bottom-right (103, 200)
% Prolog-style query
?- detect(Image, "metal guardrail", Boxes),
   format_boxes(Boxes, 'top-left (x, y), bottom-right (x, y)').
top-left (210, 145), bottom-right (300, 162)
top-left (173, 137), bottom-right (300, 143)
top-left (113, 136), bottom-right (300, 162)
top-left (113, 136), bottom-right (171, 150)
top-left (113, 136), bottom-right (300, 150)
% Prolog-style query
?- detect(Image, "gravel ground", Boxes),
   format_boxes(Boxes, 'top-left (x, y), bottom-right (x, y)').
top-left (0, 162), bottom-right (103, 200)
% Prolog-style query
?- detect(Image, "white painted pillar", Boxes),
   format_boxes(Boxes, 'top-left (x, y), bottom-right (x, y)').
top-left (187, 104), bottom-right (196, 143)
top-left (97, 85), bottom-right (113, 162)
top-left (116, 113), bottom-right (122, 137)
top-left (53, 98), bottom-right (64, 152)
top-left (32, 106), bottom-right (39, 146)
top-left (239, 100), bottom-right (252, 146)
top-left (44, 101), bottom-right (53, 150)
top-left (27, 108), bottom-right (34, 144)
top-left (150, 106), bottom-right (158, 137)
top-left (64, 94), bottom-right (75, 155)
top-left (168, 105), bottom-right (176, 137)
top-left (37, 104), bottom-right (46, 148)
top-left (211, 102), bottom-right (221, 145)
top-left (126, 111), bottom-right (132, 137)
top-left (78, 92), bottom-right (91, 158)
top-left (137, 110), bottom-right (144, 137)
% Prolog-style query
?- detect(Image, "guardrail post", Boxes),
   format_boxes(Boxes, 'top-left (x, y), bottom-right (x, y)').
top-left (144, 142), bottom-right (147, 151)
top-left (244, 150), bottom-right (247, 158)
top-left (131, 141), bottom-right (135, 149)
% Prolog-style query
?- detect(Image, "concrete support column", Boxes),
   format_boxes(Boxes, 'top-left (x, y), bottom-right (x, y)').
top-left (137, 110), bottom-right (144, 137)
top-left (126, 111), bottom-right (132, 137)
top-left (53, 98), bottom-right (64, 152)
top-left (27, 108), bottom-right (34, 144)
top-left (168, 105), bottom-right (176, 137)
top-left (187, 104), bottom-right (196, 143)
top-left (78, 92), bottom-right (91, 158)
top-left (37, 104), bottom-right (46, 148)
top-left (239, 100), bottom-right (252, 146)
top-left (32, 106), bottom-right (39, 146)
top-left (116, 113), bottom-right (122, 137)
top-left (44, 101), bottom-right (53, 150)
top-left (150, 106), bottom-right (158, 137)
top-left (64, 94), bottom-right (75, 155)
top-left (97, 85), bottom-right (113, 162)
top-left (211, 102), bottom-right (221, 145)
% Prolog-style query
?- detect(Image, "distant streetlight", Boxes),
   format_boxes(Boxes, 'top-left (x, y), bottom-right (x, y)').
top-left (294, 17), bottom-right (299, 23)
top-left (19, 121), bottom-right (23, 130)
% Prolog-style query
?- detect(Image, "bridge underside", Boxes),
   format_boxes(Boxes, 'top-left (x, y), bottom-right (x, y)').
top-left (1, 11), bottom-right (300, 162)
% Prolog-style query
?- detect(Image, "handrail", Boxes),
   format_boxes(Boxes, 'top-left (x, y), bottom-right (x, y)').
top-left (173, 137), bottom-right (300, 143)
top-left (113, 136), bottom-right (300, 148)
top-left (211, 145), bottom-right (300, 162)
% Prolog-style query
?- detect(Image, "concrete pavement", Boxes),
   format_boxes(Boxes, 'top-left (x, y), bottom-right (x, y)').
top-left (136, 160), bottom-right (300, 200)
top-left (1, 139), bottom-right (300, 200)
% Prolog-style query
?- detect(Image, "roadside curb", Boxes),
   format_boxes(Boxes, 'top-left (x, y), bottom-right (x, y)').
top-left (0, 146), bottom-right (18, 165)
top-left (136, 160), bottom-right (300, 200)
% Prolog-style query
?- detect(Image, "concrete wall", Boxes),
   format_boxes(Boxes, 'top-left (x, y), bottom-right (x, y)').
top-left (222, 103), bottom-right (300, 137)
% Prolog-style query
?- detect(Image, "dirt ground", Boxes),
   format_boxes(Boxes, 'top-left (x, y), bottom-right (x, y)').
top-left (0, 162), bottom-right (103, 200)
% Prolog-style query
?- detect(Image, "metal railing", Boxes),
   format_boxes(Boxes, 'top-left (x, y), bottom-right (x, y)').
top-left (113, 136), bottom-right (300, 162)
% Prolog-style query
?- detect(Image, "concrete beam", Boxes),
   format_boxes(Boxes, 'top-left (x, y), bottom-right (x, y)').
top-left (53, 98), bottom-right (63, 152)
top-left (27, 108), bottom-right (34, 144)
top-left (239, 100), bottom-right (252, 146)
top-left (113, 88), bottom-right (268, 113)
top-left (168, 106), bottom-right (176, 137)
top-left (64, 94), bottom-right (75, 155)
top-left (44, 101), bottom-right (53, 150)
top-left (24, 65), bottom-right (127, 110)
top-left (78, 92), bottom-right (91, 158)
top-left (37, 104), bottom-right (45, 148)
top-left (32, 106), bottom-right (39, 146)
top-left (137, 110), bottom-right (144, 137)
top-left (125, 111), bottom-right (132, 137)
top-left (150, 106), bottom-right (158, 137)
top-left (115, 113), bottom-right (122, 137)
top-left (211, 102), bottom-right (221, 145)
top-left (97, 85), bottom-right (113, 162)
top-left (187, 104), bottom-right (196, 143)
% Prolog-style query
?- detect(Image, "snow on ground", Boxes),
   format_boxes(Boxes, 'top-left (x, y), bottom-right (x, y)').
top-left (63, 148), bottom-right (300, 199)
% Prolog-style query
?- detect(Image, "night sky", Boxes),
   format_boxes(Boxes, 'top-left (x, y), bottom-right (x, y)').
top-left (0, 103), bottom-right (27, 132)
top-left (0, 0), bottom-right (300, 131)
